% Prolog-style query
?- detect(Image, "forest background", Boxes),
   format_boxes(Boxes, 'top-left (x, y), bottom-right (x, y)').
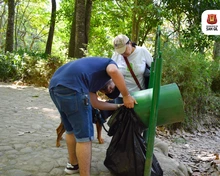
top-left (0, 0), bottom-right (219, 131)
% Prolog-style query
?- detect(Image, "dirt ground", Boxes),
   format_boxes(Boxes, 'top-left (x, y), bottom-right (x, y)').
top-left (156, 120), bottom-right (220, 176)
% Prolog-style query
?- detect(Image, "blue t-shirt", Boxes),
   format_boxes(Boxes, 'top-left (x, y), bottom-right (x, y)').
top-left (49, 57), bottom-right (117, 93)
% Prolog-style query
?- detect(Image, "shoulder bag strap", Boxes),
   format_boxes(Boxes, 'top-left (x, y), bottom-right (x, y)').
top-left (123, 56), bottom-right (142, 90)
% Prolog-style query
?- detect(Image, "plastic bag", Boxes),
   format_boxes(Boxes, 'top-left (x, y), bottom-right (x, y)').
top-left (104, 106), bottom-right (163, 176)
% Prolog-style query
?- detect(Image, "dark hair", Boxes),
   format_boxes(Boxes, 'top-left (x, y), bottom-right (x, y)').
top-left (131, 42), bottom-right (137, 47)
top-left (127, 38), bottom-right (137, 47)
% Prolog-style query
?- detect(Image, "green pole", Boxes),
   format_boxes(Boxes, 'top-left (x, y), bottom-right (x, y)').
top-left (148, 24), bottom-right (160, 89)
top-left (144, 26), bottom-right (162, 176)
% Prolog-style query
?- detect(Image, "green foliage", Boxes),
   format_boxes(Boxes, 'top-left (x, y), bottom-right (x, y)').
top-left (87, 0), bottom-right (131, 57)
top-left (87, 0), bottom-right (161, 57)
top-left (55, 0), bottom-right (75, 46)
top-left (14, 1), bottom-right (51, 50)
top-left (19, 55), bottom-right (63, 87)
top-left (161, 43), bottom-right (215, 128)
top-left (162, 0), bottom-right (220, 53)
top-left (0, 51), bottom-right (65, 87)
top-left (57, 0), bottom-right (75, 23)
top-left (0, 52), bottom-right (20, 81)
top-left (86, 35), bottom-right (114, 58)
top-left (210, 57), bottom-right (220, 93)
top-left (205, 93), bottom-right (220, 117)
top-left (181, 26), bottom-right (214, 53)
top-left (211, 74), bottom-right (220, 93)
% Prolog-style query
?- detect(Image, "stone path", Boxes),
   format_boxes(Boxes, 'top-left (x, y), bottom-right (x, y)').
top-left (0, 83), bottom-right (113, 176)
top-left (2, 82), bottom-right (219, 176)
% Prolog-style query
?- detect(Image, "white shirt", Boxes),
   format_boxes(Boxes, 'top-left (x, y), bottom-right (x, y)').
top-left (111, 46), bottom-right (153, 96)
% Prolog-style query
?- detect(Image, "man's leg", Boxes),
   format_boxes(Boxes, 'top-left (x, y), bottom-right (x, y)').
top-left (76, 141), bottom-right (92, 176)
top-left (66, 133), bottom-right (78, 165)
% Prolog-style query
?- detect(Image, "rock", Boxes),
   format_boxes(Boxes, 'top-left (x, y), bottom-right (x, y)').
top-left (154, 138), bottom-right (192, 176)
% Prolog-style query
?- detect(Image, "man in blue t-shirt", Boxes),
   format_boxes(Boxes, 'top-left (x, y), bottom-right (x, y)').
top-left (49, 57), bottom-right (136, 175)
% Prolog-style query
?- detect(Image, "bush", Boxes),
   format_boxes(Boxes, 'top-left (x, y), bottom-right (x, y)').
top-left (0, 52), bottom-right (22, 81)
top-left (211, 59), bottom-right (220, 93)
top-left (0, 51), bottom-right (65, 87)
top-left (161, 44), bottom-right (214, 128)
top-left (18, 54), bottom-right (65, 87)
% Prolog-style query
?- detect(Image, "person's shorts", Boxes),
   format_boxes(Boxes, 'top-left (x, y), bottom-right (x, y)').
top-left (49, 85), bottom-right (94, 142)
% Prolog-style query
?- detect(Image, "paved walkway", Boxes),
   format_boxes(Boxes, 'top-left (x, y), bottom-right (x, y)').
top-left (0, 82), bottom-right (113, 176)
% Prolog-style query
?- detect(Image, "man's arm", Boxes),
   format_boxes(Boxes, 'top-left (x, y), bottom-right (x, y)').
top-left (89, 92), bottom-right (120, 110)
top-left (106, 64), bottom-right (137, 108)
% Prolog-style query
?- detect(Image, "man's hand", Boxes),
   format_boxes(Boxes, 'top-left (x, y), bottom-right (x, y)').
top-left (123, 95), bottom-right (137, 108)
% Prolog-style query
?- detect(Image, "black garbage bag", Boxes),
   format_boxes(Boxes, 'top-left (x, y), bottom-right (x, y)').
top-left (104, 106), bottom-right (163, 176)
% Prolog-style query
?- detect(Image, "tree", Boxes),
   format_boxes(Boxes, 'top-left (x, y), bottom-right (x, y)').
top-left (68, 0), bottom-right (92, 58)
top-left (45, 0), bottom-right (57, 55)
top-left (130, 0), bottom-right (161, 45)
top-left (213, 40), bottom-right (220, 61)
top-left (161, 0), bottom-right (220, 53)
top-left (212, 40), bottom-right (220, 92)
top-left (5, 0), bottom-right (15, 53)
top-left (87, 0), bottom-right (161, 57)
top-left (0, 2), bottom-right (7, 50)
top-left (13, 0), bottom-right (50, 52)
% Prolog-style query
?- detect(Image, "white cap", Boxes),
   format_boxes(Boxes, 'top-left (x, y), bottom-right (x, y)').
top-left (113, 34), bottom-right (129, 54)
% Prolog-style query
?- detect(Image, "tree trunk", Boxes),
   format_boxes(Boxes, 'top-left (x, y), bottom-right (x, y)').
top-left (74, 0), bottom-right (86, 58)
top-left (85, 0), bottom-right (92, 44)
top-left (131, 0), bottom-right (138, 43)
top-left (213, 40), bottom-right (220, 61)
top-left (68, 0), bottom-right (92, 58)
top-left (68, 1), bottom-right (77, 58)
top-left (0, 3), bottom-right (7, 50)
top-left (5, 0), bottom-right (15, 53)
top-left (45, 0), bottom-right (56, 55)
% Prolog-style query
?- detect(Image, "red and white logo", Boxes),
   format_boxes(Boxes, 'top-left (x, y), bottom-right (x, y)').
top-left (202, 10), bottom-right (220, 35)
top-left (207, 14), bottom-right (217, 24)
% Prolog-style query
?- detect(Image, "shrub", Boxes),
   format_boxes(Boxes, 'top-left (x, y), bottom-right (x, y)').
top-left (161, 44), bottom-right (213, 128)
top-left (0, 51), bottom-right (65, 87)
top-left (18, 54), bottom-right (64, 87)
top-left (0, 52), bottom-right (22, 81)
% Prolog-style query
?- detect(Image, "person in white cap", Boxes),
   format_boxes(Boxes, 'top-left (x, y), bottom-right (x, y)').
top-left (111, 34), bottom-right (153, 103)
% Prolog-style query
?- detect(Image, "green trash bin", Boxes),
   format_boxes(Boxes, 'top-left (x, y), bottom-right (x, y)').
top-left (131, 83), bottom-right (185, 127)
